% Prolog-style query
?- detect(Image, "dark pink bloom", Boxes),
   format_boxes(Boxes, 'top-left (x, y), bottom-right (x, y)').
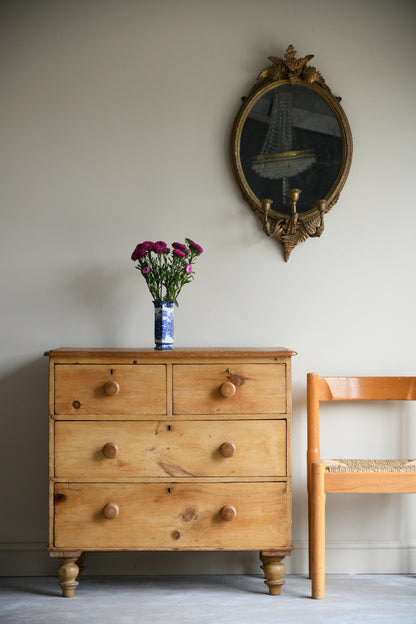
top-left (173, 249), bottom-right (186, 258)
top-left (131, 243), bottom-right (148, 260)
top-left (188, 241), bottom-right (203, 254)
top-left (172, 242), bottom-right (187, 251)
top-left (185, 264), bottom-right (192, 274)
top-left (141, 266), bottom-right (151, 274)
top-left (152, 241), bottom-right (168, 254)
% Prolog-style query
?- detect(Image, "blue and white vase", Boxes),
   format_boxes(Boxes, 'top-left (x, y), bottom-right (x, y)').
top-left (153, 300), bottom-right (174, 350)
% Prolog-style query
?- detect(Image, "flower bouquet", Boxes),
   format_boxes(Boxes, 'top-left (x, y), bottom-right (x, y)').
top-left (131, 238), bottom-right (203, 349)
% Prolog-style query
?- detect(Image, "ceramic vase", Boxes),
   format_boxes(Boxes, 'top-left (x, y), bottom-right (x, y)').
top-left (153, 300), bottom-right (174, 350)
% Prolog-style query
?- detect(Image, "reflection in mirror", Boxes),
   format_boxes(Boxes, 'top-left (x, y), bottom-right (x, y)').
top-left (241, 85), bottom-right (342, 215)
top-left (230, 45), bottom-right (352, 260)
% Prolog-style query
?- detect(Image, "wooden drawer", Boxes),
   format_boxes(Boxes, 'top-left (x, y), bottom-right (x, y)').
top-left (54, 420), bottom-right (287, 478)
top-left (172, 364), bottom-right (286, 415)
top-left (54, 482), bottom-right (288, 550)
top-left (54, 364), bottom-right (166, 415)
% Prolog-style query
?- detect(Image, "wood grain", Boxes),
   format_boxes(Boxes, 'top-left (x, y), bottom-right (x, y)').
top-left (54, 482), bottom-right (288, 550)
top-left (173, 364), bottom-right (286, 415)
top-left (54, 364), bottom-right (167, 415)
top-left (54, 420), bottom-right (287, 478)
top-left (319, 376), bottom-right (416, 401)
top-left (325, 471), bottom-right (416, 493)
top-left (45, 347), bottom-right (297, 359)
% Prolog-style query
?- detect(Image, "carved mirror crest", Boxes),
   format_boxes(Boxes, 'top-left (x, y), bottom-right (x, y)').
top-left (230, 45), bottom-right (353, 260)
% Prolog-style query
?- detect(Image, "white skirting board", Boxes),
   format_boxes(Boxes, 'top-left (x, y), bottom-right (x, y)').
top-left (1, 541), bottom-right (415, 576)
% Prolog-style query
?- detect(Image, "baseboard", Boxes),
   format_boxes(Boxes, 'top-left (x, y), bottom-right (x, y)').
top-left (1, 541), bottom-right (415, 576)
top-left (288, 540), bottom-right (416, 574)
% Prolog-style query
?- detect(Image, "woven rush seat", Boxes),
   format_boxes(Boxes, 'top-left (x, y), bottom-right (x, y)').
top-left (325, 459), bottom-right (416, 473)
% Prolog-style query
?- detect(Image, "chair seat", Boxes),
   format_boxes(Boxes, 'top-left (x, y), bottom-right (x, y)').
top-left (324, 459), bottom-right (416, 473)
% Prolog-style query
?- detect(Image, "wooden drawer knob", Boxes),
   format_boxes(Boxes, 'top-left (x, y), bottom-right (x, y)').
top-left (103, 502), bottom-right (119, 519)
top-left (103, 442), bottom-right (118, 459)
top-left (220, 381), bottom-right (236, 397)
top-left (221, 505), bottom-right (237, 521)
top-left (104, 380), bottom-right (120, 396)
top-left (220, 442), bottom-right (236, 458)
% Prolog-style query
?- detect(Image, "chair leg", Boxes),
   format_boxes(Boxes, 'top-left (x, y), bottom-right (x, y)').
top-left (308, 482), bottom-right (312, 579)
top-left (311, 460), bottom-right (326, 599)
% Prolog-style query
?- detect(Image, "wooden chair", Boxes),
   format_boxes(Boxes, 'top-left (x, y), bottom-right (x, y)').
top-left (307, 374), bottom-right (416, 599)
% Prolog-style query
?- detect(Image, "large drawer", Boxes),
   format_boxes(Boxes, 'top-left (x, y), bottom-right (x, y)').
top-left (54, 420), bottom-right (287, 478)
top-left (54, 482), bottom-right (288, 550)
top-left (172, 364), bottom-right (286, 415)
top-left (54, 364), bottom-right (166, 415)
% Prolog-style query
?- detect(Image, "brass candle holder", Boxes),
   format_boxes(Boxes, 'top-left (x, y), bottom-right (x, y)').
top-left (262, 189), bottom-right (326, 261)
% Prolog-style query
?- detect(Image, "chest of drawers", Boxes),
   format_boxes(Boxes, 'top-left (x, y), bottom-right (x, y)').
top-left (46, 347), bottom-right (295, 597)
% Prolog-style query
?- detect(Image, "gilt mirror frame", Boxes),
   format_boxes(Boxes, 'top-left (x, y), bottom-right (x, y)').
top-left (230, 45), bottom-right (353, 260)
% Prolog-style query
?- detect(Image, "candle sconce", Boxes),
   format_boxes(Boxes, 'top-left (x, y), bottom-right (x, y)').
top-left (230, 45), bottom-right (352, 260)
top-left (262, 190), bottom-right (326, 261)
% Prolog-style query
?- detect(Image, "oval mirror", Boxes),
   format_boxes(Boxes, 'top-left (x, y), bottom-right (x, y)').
top-left (230, 45), bottom-right (352, 260)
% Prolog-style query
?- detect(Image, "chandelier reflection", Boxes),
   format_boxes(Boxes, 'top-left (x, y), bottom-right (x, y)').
top-left (252, 87), bottom-right (315, 200)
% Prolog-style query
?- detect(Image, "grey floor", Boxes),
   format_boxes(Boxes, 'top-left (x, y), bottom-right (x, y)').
top-left (0, 575), bottom-right (415, 624)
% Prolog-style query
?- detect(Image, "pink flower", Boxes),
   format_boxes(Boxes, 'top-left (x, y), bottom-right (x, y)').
top-left (172, 242), bottom-right (187, 252)
top-left (131, 244), bottom-right (147, 260)
top-left (187, 240), bottom-right (203, 254)
top-left (172, 249), bottom-right (186, 258)
top-left (152, 241), bottom-right (168, 254)
top-left (141, 266), bottom-right (151, 274)
top-left (131, 240), bottom-right (154, 261)
top-left (185, 264), bottom-right (192, 274)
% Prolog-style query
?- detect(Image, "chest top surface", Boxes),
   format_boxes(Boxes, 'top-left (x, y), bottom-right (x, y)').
top-left (45, 347), bottom-right (296, 358)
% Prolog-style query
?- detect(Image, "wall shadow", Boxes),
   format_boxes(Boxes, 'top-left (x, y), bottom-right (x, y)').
top-left (0, 357), bottom-right (49, 543)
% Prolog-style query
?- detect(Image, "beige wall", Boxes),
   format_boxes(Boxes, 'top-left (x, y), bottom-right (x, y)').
top-left (1, 0), bottom-right (415, 575)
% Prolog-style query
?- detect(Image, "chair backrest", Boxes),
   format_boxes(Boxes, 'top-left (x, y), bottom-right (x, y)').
top-left (307, 374), bottom-right (416, 475)
top-left (318, 376), bottom-right (416, 401)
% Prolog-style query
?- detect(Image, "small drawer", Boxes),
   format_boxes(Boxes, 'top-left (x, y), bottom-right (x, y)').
top-left (54, 364), bottom-right (166, 415)
top-left (54, 420), bottom-right (287, 478)
top-left (172, 364), bottom-right (286, 415)
top-left (54, 482), bottom-right (288, 550)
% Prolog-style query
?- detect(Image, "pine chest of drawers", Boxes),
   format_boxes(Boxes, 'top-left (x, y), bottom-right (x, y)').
top-left (46, 347), bottom-right (295, 597)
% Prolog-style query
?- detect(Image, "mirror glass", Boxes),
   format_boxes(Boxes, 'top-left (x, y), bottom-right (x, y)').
top-left (239, 84), bottom-right (343, 217)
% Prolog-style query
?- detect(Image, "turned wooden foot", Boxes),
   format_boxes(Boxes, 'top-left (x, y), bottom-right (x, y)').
top-left (58, 555), bottom-right (80, 597)
top-left (260, 549), bottom-right (291, 596)
top-left (49, 551), bottom-right (82, 597)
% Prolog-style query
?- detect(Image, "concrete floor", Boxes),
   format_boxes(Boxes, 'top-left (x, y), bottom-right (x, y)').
top-left (0, 575), bottom-right (414, 624)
